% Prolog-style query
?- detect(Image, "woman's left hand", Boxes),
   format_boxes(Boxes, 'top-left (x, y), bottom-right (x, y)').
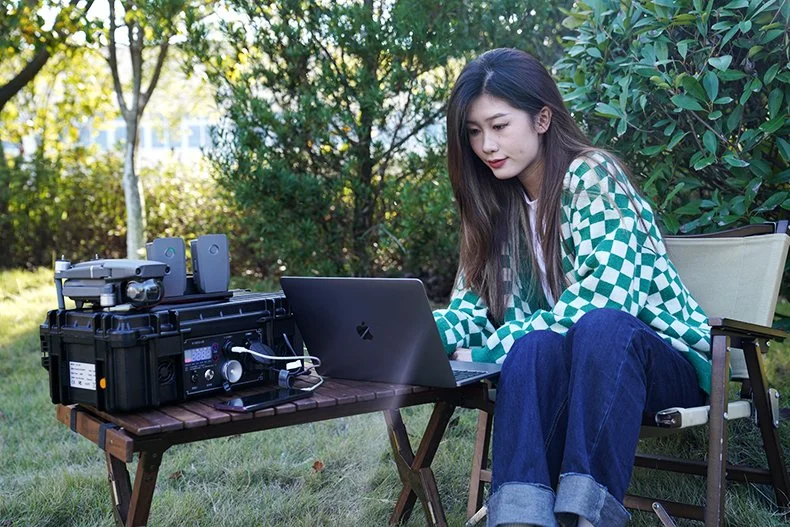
top-left (451, 348), bottom-right (473, 361)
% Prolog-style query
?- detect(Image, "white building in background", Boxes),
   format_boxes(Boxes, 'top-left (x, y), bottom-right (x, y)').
top-left (77, 115), bottom-right (216, 168)
top-left (3, 116), bottom-right (217, 169)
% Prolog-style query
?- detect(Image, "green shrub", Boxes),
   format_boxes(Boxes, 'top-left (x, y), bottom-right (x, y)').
top-left (556, 0), bottom-right (789, 234)
top-left (0, 149), bottom-right (250, 274)
top-left (186, 0), bottom-right (573, 296)
top-left (1, 150), bottom-right (126, 267)
top-left (143, 161), bottom-right (253, 276)
top-left (378, 152), bottom-right (460, 301)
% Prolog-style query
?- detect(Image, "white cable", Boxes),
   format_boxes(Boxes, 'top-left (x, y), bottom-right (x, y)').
top-left (297, 373), bottom-right (324, 392)
top-left (230, 346), bottom-right (322, 368)
top-left (231, 345), bottom-right (324, 392)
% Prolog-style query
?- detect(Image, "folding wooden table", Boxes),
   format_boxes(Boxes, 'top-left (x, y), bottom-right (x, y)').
top-left (55, 378), bottom-right (493, 527)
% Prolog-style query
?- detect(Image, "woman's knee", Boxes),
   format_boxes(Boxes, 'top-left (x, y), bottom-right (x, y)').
top-left (568, 308), bottom-right (640, 344)
top-left (501, 330), bottom-right (565, 381)
top-left (576, 307), bottom-right (638, 328)
top-left (566, 308), bottom-right (644, 372)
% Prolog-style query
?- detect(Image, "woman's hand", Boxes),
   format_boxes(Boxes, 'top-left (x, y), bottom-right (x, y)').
top-left (451, 348), bottom-right (473, 361)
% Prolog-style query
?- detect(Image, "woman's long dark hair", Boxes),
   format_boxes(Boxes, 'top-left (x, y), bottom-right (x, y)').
top-left (446, 48), bottom-right (598, 322)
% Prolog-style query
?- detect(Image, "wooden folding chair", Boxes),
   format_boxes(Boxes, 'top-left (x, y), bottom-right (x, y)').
top-left (466, 222), bottom-right (790, 527)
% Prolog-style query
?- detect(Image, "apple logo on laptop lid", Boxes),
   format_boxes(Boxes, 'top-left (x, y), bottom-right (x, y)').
top-left (356, 322), bottom-right (374, 341)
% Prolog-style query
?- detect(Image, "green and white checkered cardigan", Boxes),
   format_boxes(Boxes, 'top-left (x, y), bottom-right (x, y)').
top-left (433, 153), bottom-right (713, 394)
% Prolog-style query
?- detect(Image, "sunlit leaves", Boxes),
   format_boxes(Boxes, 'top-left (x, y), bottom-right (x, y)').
top-left (557, 0), bottom-right (790, 239)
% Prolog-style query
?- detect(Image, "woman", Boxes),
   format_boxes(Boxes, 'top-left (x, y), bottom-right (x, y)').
top-left (433, 48), bottom-right (711, 527)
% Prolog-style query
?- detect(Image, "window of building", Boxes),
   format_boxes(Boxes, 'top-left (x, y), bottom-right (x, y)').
top-left (188, 125), bottom-right (202, 148)
top-left (96, 130), bottom-right (108, 150)
top-left (152, 128), bottom-right (167, 148)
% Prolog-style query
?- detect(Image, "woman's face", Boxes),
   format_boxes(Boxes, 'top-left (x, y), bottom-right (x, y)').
top-left (465, 94), bottom-right (547, 196)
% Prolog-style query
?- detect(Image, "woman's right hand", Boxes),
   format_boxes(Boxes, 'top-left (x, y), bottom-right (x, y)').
top-left (451, 348), bottom-right (473, 361)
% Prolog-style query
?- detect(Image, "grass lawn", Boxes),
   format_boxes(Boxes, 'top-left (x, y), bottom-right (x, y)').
top-left (0, 268), bottom-right (788, 526)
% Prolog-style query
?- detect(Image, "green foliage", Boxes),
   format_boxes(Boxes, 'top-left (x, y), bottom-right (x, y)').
top-left (556, 0), bottom-right (789, 234)
top-left (0, 1), bottom-right (96, 58)
top-left (144, 163), bottom-right (253, 275)
top-left (93, 0), bottom-right (211, 257)
top-left (379, 152), bottom-right (460, 300)
top-left (0, 44), bottom-right (118, 263)
top-left (0, 0), bottom-right (101, 117)
top-left (0, 47), bottom-right (117, 157)
top-left (0, 150), bottom-right (246, 272)
top-left (1, 150), bottom-right (127, 267)
top-left (184, 0), bottom-right (570, 295)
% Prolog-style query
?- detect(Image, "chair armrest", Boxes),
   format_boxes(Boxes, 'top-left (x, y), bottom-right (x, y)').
top-left (707, 317), bottom-right (788, 341)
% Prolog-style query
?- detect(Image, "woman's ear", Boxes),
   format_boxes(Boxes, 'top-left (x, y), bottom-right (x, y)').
top-left (535, 107), bottom-right (552, 134)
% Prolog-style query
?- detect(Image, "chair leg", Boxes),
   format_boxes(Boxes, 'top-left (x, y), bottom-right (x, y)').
top-left (705, 334), bottom-right (730, 527)
top-left (467, 408), bottom-right (493, 519)
top-left (748, 340), bottom-right (790, 510)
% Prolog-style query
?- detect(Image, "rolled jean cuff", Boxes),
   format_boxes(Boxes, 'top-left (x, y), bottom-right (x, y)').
top-left (487, 482), bottom-right (558, 527)
top-left (554, 473), bottom-right (630, 527)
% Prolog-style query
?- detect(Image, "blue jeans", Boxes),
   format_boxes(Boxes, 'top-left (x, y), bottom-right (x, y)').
top-left (487, 309), bottom-right (707, 527)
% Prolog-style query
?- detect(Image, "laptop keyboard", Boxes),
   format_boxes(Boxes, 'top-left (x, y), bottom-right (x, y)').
top-left (452, 369), bottom-right (487, 382)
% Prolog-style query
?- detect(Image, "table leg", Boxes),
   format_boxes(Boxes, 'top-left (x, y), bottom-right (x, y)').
top-left (105, 448), bottom-right (165, 526)
top-left (385, 408), bottom-right (418, 523)
top-left (106, 453), bottom-right (132, 525)
top-left (385, 401), bottom-right (456, 527)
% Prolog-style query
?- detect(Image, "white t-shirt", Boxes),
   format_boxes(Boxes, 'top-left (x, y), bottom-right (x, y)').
top-left (524, 195), bottom-right (556, 307)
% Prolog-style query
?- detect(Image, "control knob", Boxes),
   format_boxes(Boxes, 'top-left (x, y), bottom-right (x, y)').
top-left (222, 360), bottom-right (243, 383)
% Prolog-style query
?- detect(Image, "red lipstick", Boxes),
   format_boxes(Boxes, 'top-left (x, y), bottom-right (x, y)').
top-left (488, 159), bottom-right (506, 169)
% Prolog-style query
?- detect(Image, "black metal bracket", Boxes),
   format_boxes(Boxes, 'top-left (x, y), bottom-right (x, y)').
top-left (98, 422), bottom-right (121, 451)
top-left (69, 406), bottom-right (82, 432)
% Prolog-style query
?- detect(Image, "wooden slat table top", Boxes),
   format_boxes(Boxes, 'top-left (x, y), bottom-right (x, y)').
top-left (178, 400), bottom-right (232, 425)
top-left (67, 378), bottom-right (436, 438)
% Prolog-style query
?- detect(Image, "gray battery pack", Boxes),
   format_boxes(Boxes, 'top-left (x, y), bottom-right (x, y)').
top-left (146, 237), bottom-right (187, 298)
top-left (190, 234), bottom-right (230, 293)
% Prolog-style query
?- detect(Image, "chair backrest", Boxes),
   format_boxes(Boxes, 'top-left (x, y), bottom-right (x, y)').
top-left (665, 224), bottom-right (790, 327)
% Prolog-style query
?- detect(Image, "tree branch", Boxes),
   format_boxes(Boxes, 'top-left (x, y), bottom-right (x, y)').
top-left (687, 107), bottom-right (735, 150)
top-left (313, 37), bottom-right (354, 116)
top-left (376, 105), bottom-right (446, 174)
top-left (139, 39), bottom-right (169, 116)
top-left (0, 0), bottom-right (94, 113)
top-left (369, 105), bottom-right (446, 214)
top-left (385, 79), bottom-right (415, 154)
top-left (107, 0), bottom-right (129, 118)
top-left (683, 114), bottom-right (728, 189)
top-left (0, 47), bottom-right (51, 113)
top-left (127, 18), bottom-right (144, 108)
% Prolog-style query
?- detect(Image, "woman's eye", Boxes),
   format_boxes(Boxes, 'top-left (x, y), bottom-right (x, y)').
top-left (467, 128), bottom-right (481, 136)
top-left (493, 123), bottom-right (508, 131)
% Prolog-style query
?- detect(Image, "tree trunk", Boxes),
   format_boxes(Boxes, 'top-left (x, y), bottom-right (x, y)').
top-left (352, 123), bottom-right (375, 276)
top-left (122, 117), bottom-right (146, 258)
top-left (0, 140), bottom-right (10, 265)
top-left (351, 0), bottom-right (379, 276)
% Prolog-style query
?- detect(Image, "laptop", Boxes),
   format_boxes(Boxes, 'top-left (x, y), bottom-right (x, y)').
top-left (279, 276), bottom-right (501, 388)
